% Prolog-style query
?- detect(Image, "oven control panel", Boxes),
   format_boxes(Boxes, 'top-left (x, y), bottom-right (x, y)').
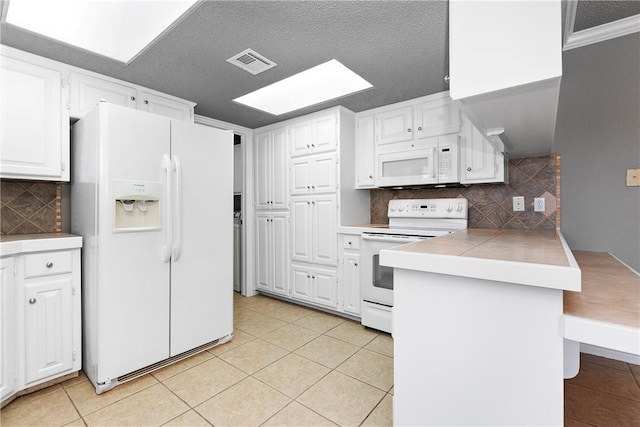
top-left (388, 198), bottom-right (468, 219)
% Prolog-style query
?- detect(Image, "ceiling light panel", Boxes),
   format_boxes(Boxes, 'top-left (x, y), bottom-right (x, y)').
top-left (233, 59), bottom-right (373, 115)
top-left (5, 0), bottom-right (199, 63)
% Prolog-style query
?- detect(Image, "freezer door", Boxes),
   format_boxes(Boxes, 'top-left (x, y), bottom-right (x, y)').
top-left (169, 120), bottom-right (233, 356)
top-left (96, 104), bottom-right (171, 382)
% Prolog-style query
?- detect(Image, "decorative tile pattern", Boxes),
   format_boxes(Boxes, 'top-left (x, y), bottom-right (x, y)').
top-left (1, 179), bottom-right (61, 234)
top-left (370, 154), bottom-right (562, 230)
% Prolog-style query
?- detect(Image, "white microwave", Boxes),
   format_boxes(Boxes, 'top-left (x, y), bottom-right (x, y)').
top-left (376, 135), bottom-right (460, 187)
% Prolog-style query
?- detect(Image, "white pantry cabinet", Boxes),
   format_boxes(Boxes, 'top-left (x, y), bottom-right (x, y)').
top-left (0, 236), bottom-right (82, 406)
top-left (291, 264), bottom-right (338, 309)
top-left (255, 212), bottom-right (289, 296)
top-left (0, 48), bottom-right (69, 181)
top-left (290, 152), bottom-right (337, 195)
top-left (289, 112), bottom-right (338, 157)
top-left (448, 0), bottom-right (562, 157)
top-left (291, 194), bottom-right (337, 267)
top-left (70, 71), bottom-right (195, 122)
top-left (255, 127), bottom-right (289, 210)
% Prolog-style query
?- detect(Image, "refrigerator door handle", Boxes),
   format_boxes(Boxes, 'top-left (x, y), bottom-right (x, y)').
top-left (162, 154), bottom-right (173, 263)
top-left (172, 155), bottom-right (183, 262)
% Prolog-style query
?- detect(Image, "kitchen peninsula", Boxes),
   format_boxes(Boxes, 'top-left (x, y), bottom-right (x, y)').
top-left (381, 228), bottom-right (581, 426)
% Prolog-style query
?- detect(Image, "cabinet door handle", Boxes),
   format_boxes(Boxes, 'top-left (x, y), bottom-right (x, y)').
top-left (312, 201), bottom-right (315, 205)
top-left (311, 186), bottom-right (315, 189)
top-left (46, 262), bottom-right (53, 268)
top-left (354, 263), bottom-right (358, 267)
top-left (307, 275), bottom-right (310, 278)
top-left (347, 241), bottom-right (352, 245)
top-left (407, 128), bottom-right (412, 132)
top-left (418, 126), bottom-right (422, 131)
top-left (467, 167), bottom-right (472, 171)
top-left (311, 144), bottom-right (315, 147)
top-left (29, 298), bottom-right (36, 304)
top-left (306, 144), bottom-right (310, 148)
top-left (368, 175), bottom-right (373, 179)
top-left (144, 100), bottom-right (149, 105)
top-left (130, 96), bottom-right (136, 101)
top-left (312, 275), bottom-right (315, 279)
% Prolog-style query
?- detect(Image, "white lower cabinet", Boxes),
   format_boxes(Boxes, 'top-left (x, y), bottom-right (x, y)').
top-left (255, 212), bottom-right (289, 296)
top-left (339, 234), bottom-right (361, 316)
top-left (0, 240), bottom-right (82, 405)
top-left (291, 264), bottom-right (338, 309)
top-left (1, 257), bottom-right (17, 402)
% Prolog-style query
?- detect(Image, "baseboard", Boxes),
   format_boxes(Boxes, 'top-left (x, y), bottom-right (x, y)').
top-left (581, 343), bottom-right (640, 365)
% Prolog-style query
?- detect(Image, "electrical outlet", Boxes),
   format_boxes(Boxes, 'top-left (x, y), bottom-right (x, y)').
top-left (512, 196), bottom-right (525, 212)
top-left (534, 197), bottom-right (545, 212)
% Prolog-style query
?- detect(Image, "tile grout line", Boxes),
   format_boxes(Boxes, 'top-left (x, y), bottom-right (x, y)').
top-left (566, 382), bottom-right (640, 404)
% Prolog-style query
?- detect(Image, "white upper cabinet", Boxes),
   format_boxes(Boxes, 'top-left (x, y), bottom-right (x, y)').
top-left (291, 152), bottom-right (337, 195)
top-left (461, 116), bottom-right (505, 184)
top-left (0, 49), bottom-right (69, 181)
top-left (70, 71), bottom-right (195, 122)
top-left (449, 0), bottom-right (562, 157)
top-left (376, 106), bottom-right (414, 146)
top-left (290, 112), bottom-right (338, 157)
top-left (355, 114), bottom-right (375, 189)
top-left (415, 97), bottom-right (461, 139)
top-left (70, 71), bottom-right (136, 117)
top-left (137, 90), bottom-right (193, 122)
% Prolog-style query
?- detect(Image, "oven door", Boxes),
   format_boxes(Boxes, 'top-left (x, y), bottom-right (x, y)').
top-left (360, 233), bottom-right (426, 306)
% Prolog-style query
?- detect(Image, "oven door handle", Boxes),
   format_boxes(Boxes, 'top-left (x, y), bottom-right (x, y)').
top-left (361, 235), bottom-right (425, 244)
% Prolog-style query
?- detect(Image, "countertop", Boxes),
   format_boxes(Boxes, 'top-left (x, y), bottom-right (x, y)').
top-left (565, 251), bottom-right (639, 329)
top-left (0, 233), bottom-right (83, 256)
top-left (380, 228), bottom-right (581, 291)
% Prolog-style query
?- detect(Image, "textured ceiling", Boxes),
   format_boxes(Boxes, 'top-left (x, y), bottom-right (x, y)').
top-left (0, 1), bottom-right (635, 130)
top-left (574, 0), bottom-right (639, 32)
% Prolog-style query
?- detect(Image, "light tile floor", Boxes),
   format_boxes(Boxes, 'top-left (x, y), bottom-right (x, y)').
top-left (2, 293), bottom-right (638, 426)
top-left (1, 294), bottom-right (393, 427)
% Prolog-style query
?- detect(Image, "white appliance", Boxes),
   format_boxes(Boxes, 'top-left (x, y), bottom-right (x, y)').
top-left (376, 134), bottom-right (460, 187)
top-left (360, 198), bottom-right (468, 333)
top-left (71, 103), bottom-right (233, 393)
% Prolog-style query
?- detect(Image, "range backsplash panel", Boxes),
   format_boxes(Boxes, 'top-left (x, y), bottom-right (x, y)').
top-left (1, 179), bottom-right (61, 234)
top-left (370, 154), bottom-right (561, 230)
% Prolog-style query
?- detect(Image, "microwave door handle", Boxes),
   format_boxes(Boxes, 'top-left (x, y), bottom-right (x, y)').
top-left (431, 147), bottom-right (437, 178)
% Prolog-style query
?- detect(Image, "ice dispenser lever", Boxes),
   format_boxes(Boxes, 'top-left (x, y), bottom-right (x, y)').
top-left (113, 181), bottom-right (162, 232)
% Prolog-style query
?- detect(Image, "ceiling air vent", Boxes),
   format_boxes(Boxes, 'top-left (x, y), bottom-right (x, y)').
top-left (227, 48), bottom-right (277, 75)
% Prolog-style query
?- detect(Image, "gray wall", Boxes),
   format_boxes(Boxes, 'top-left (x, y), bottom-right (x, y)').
top-left (553, 33), bottom-right (640, 270)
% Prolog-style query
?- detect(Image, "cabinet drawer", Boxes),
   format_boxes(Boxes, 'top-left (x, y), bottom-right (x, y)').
top-left (25, 251), bottom-right (72, 278)
top-left (343, 236), bottom-right (361, 250)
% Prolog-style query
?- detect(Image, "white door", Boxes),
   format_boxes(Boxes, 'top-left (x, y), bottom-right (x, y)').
top-left (97, 104), bottom-right (171, 381)
top-left (271, 213), bottom-right (289, 296)
top-left (255, 132), bottom-right (271, 209)
top-left (291, 265), bottom-right (312, 302)
top-left (290, 121), bottom-right (312, 157)
top-left (415, 98), bottom-right (461, 139)
top-left (312, 113), bottom-right (337, 153)
top-left (169, 121), bottom-right (233, 356)
top-left (255, 213), bottom-right (272, 292)
top-left (24, 276), bottom-right (73, 384)
top-left (271, 126), bottom-right (289, 208)
top-left (376, 106), bottom-right (413, 146)
top-left (312, 267), bottom-right (337, 308)
top-left (462, 122), bottom-right (498, 182)
top-left (312, 153), bottom-right (337, 193)
top-left (342, 253), bottom-right (361, 315)
top-left (291, 157), bottom-right (312, 195)
top-left (312, 194), bottom-right (337, 266)
top-left (69, 71), bottom-right (136, 118)
top-left (0, 56), bottom-right (65, 179)
top-left (0, 257), bottom-right (16, 401)
top-left (138, 90), bottom-right (192, 122)
top-left (291, 197), bottom-right (313, 264)
top-left (356, 115), bottom-right (375, 188)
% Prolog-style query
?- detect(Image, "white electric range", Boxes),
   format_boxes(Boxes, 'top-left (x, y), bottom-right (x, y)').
top-left (360, 198), bottom-right (468, 333)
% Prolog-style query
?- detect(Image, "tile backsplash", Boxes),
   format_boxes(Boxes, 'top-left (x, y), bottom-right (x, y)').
top-left (370, 154), bottom-right (560, 230)
top-left (1, 179), bottom-right (61, 234)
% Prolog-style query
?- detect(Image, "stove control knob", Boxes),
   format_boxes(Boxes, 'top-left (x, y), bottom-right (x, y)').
top-left (390, 206), bottom-right (397, 212)
top-left (398, 206), bottom-right (404, 212)
top-left (456, 204), bottom-right (463, 212)
top-left (447, 205), bottom-right (453, 212)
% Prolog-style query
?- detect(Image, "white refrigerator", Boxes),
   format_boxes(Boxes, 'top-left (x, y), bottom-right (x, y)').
top-left (71, 103), bottom-right (233, 393)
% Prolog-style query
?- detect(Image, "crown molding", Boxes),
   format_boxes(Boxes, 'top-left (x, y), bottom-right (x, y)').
top-left (564, 14), bottom-right (640, 51)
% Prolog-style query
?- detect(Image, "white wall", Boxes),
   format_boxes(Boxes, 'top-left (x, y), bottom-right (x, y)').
top-left (553, 33), bottom-right (640, 270)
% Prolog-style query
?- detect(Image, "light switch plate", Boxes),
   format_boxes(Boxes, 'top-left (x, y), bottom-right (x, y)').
top-left (627, 169), bottom-right (640, 187)
top-left (512, 196), bottom-right (525, 212)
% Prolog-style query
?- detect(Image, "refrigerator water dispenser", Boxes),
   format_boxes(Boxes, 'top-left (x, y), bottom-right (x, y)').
top-left (113, 180), bottom-right (161, 231)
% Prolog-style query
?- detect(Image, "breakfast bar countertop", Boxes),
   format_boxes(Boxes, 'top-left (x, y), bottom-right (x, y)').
top-left (380, 228), bottom-right (582, 292)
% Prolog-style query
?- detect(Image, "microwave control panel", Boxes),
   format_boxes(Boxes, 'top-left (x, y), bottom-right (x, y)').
top-left (388, 198), bottom-right (468, 219)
